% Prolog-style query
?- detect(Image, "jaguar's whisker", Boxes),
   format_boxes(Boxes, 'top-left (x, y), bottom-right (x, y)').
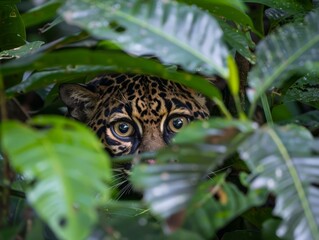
top-left (116, 183), bottom-right (133, 200)
top-left (206, 165), bottom-right (233, 179)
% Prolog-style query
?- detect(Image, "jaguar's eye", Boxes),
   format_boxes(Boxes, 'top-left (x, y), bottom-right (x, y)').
top-left (167, 116), bottom-right (189, 133)
top-left (113, 121), bottom-right (135, 137)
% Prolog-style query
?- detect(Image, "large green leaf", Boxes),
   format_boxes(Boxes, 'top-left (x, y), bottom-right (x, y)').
top-left (1, 49), bottom-right (222, 100)
top-left (131, 119), bottom-right (255, 219)
top-left (1, 116), bottom-right (111, 240)
top-left (21, 0), bottom-right (62, 28)
top-left (178, 0), bottom-right (254, 29)
top-left (182, 174), bottom-right (267, 239)
top-left (59, 0), bottom-right (229, 77)
top-left (248, 10), bottom-right (319, 111)
top-left (239, 125), bottom-right (319, 240)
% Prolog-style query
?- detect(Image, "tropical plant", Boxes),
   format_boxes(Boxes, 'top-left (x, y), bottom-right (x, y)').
top-left (0, 0), bottom-right (318, 239)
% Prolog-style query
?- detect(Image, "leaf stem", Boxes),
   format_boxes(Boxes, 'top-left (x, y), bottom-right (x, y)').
top-left (0, 73), bottom-right (10, 227)
top-left (260, 94), bottom-right (273, 126)
top-left (233, 94), bottom-right (247, 120)
top-left (213, 97), bottom-right (232, 120)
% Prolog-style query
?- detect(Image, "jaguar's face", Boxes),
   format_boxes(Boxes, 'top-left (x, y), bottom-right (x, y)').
top-left (59, 74), bottom-right (210, 157)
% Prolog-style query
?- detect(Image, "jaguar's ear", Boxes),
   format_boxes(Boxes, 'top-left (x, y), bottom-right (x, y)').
top-left (59, 83), bottom-right (98, 122)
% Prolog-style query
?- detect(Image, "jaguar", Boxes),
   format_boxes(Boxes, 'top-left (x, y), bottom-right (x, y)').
top-left (59, 74), bottom-right (218, 194)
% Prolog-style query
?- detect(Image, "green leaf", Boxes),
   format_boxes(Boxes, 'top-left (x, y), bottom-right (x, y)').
top-left (243, 0), bottom-right (312, 13)
top-left (264, 8), bottom-right (291, 21)
top-left (167, 229), bottom-right (204, 240)
top-left (98, 202), bottom-right (165, 239)
top-left (0, 226), bottom-right (23, 240)
top-left (2, 49), bottom-right (222, 100)
top-left (178, 0), bottom-right (254, 29)
top-left (239, 125), bottom-right (319, 240)
top-left (131, 119), bottom-right (254, 219)
top-left (219, 20), bottom-right (256, 64)
top-left (272, 103), bottom-right (295, 122)
top-left (5, 66), bottom-right (108, 97)
top-left (2, 116), bottom-right (111, 240)
top-left (222, 230), bottom-right (262, 240)
top-left (227, 56), bottom-right (240, 96)
top-left (280, 110), bottom-right (319, 133)
top-left (97, 201), bottom-right (164, 239)
top-left (182, 175), bottom-right (267, 239)
top-left (262, 219), bottom-right (282, 240)
top-left (242, 207), bottom-right (273, 229)
top-left (0, 3), bottom-right (26, 50)
top-left (248, 10), bottom-right (319, 111)
top-left (0, 41), bottom-right (44, 60)
top-left (59, 0), bottom-right (229, 77)
top-left (131, 163), bottom-right (209, 219)
top-left (284, 72), bottom-right (319, 104)
top-left (21, 0), bottom-right (62, 28)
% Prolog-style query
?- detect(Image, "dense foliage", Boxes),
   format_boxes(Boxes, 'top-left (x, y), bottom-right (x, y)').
top-left (1, 0), bottom-right (319, 239)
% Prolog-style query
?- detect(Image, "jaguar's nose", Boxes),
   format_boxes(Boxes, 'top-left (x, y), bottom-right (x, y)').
top-left (146, 159), bottom-right (156, 165)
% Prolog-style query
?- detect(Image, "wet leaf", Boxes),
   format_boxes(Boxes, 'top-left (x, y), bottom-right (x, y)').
top-left (182, 174), bottom-right (267, 239)
top-left (248, 10), bottom-right (319, 104)
top-left (59, 0), bottom-right (229, 77)
top-left (284, 72), bottom-right (319, 104)
top-left (239, 125), bottom-right (319, 240)
top-left (243, 0), bottom-right (312, 13)
top-left (131, 119), bottom-right (255, 220)
top-left (178, 0), bottom-right (254, 29)
top-left (219, 20), bottom-right (256, 64)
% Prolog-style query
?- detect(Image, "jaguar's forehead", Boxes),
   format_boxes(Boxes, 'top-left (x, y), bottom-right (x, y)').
top-left (91, 74), bottom-right (208, 121)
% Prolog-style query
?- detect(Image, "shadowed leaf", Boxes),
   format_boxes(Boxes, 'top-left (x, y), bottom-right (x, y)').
top-left (2, 49), bottom-right (222, 100)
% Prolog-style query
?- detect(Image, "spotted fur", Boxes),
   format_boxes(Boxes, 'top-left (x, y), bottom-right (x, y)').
top-left (59, 74), bottom-right (211, 158)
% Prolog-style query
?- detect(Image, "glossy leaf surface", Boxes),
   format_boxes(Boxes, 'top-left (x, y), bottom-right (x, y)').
top-left (2, 116), bottom-right (111, 240)
top-left (182, 175), bottom-right (267, 239)
top-left (60, 0), bottom-right (229, 77)
top-left (131, 119), bottom-right (255, 219)
top-left (178, 0), bottom-right (253, 28)
top-left (2, 49), bottom-right (222, 100)
top-left (243, 0), bottom-right (312, 13)
top-left (239, 125), bottom-right (319, 240)
top-left (248, 10), bottom-right (319, 103)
